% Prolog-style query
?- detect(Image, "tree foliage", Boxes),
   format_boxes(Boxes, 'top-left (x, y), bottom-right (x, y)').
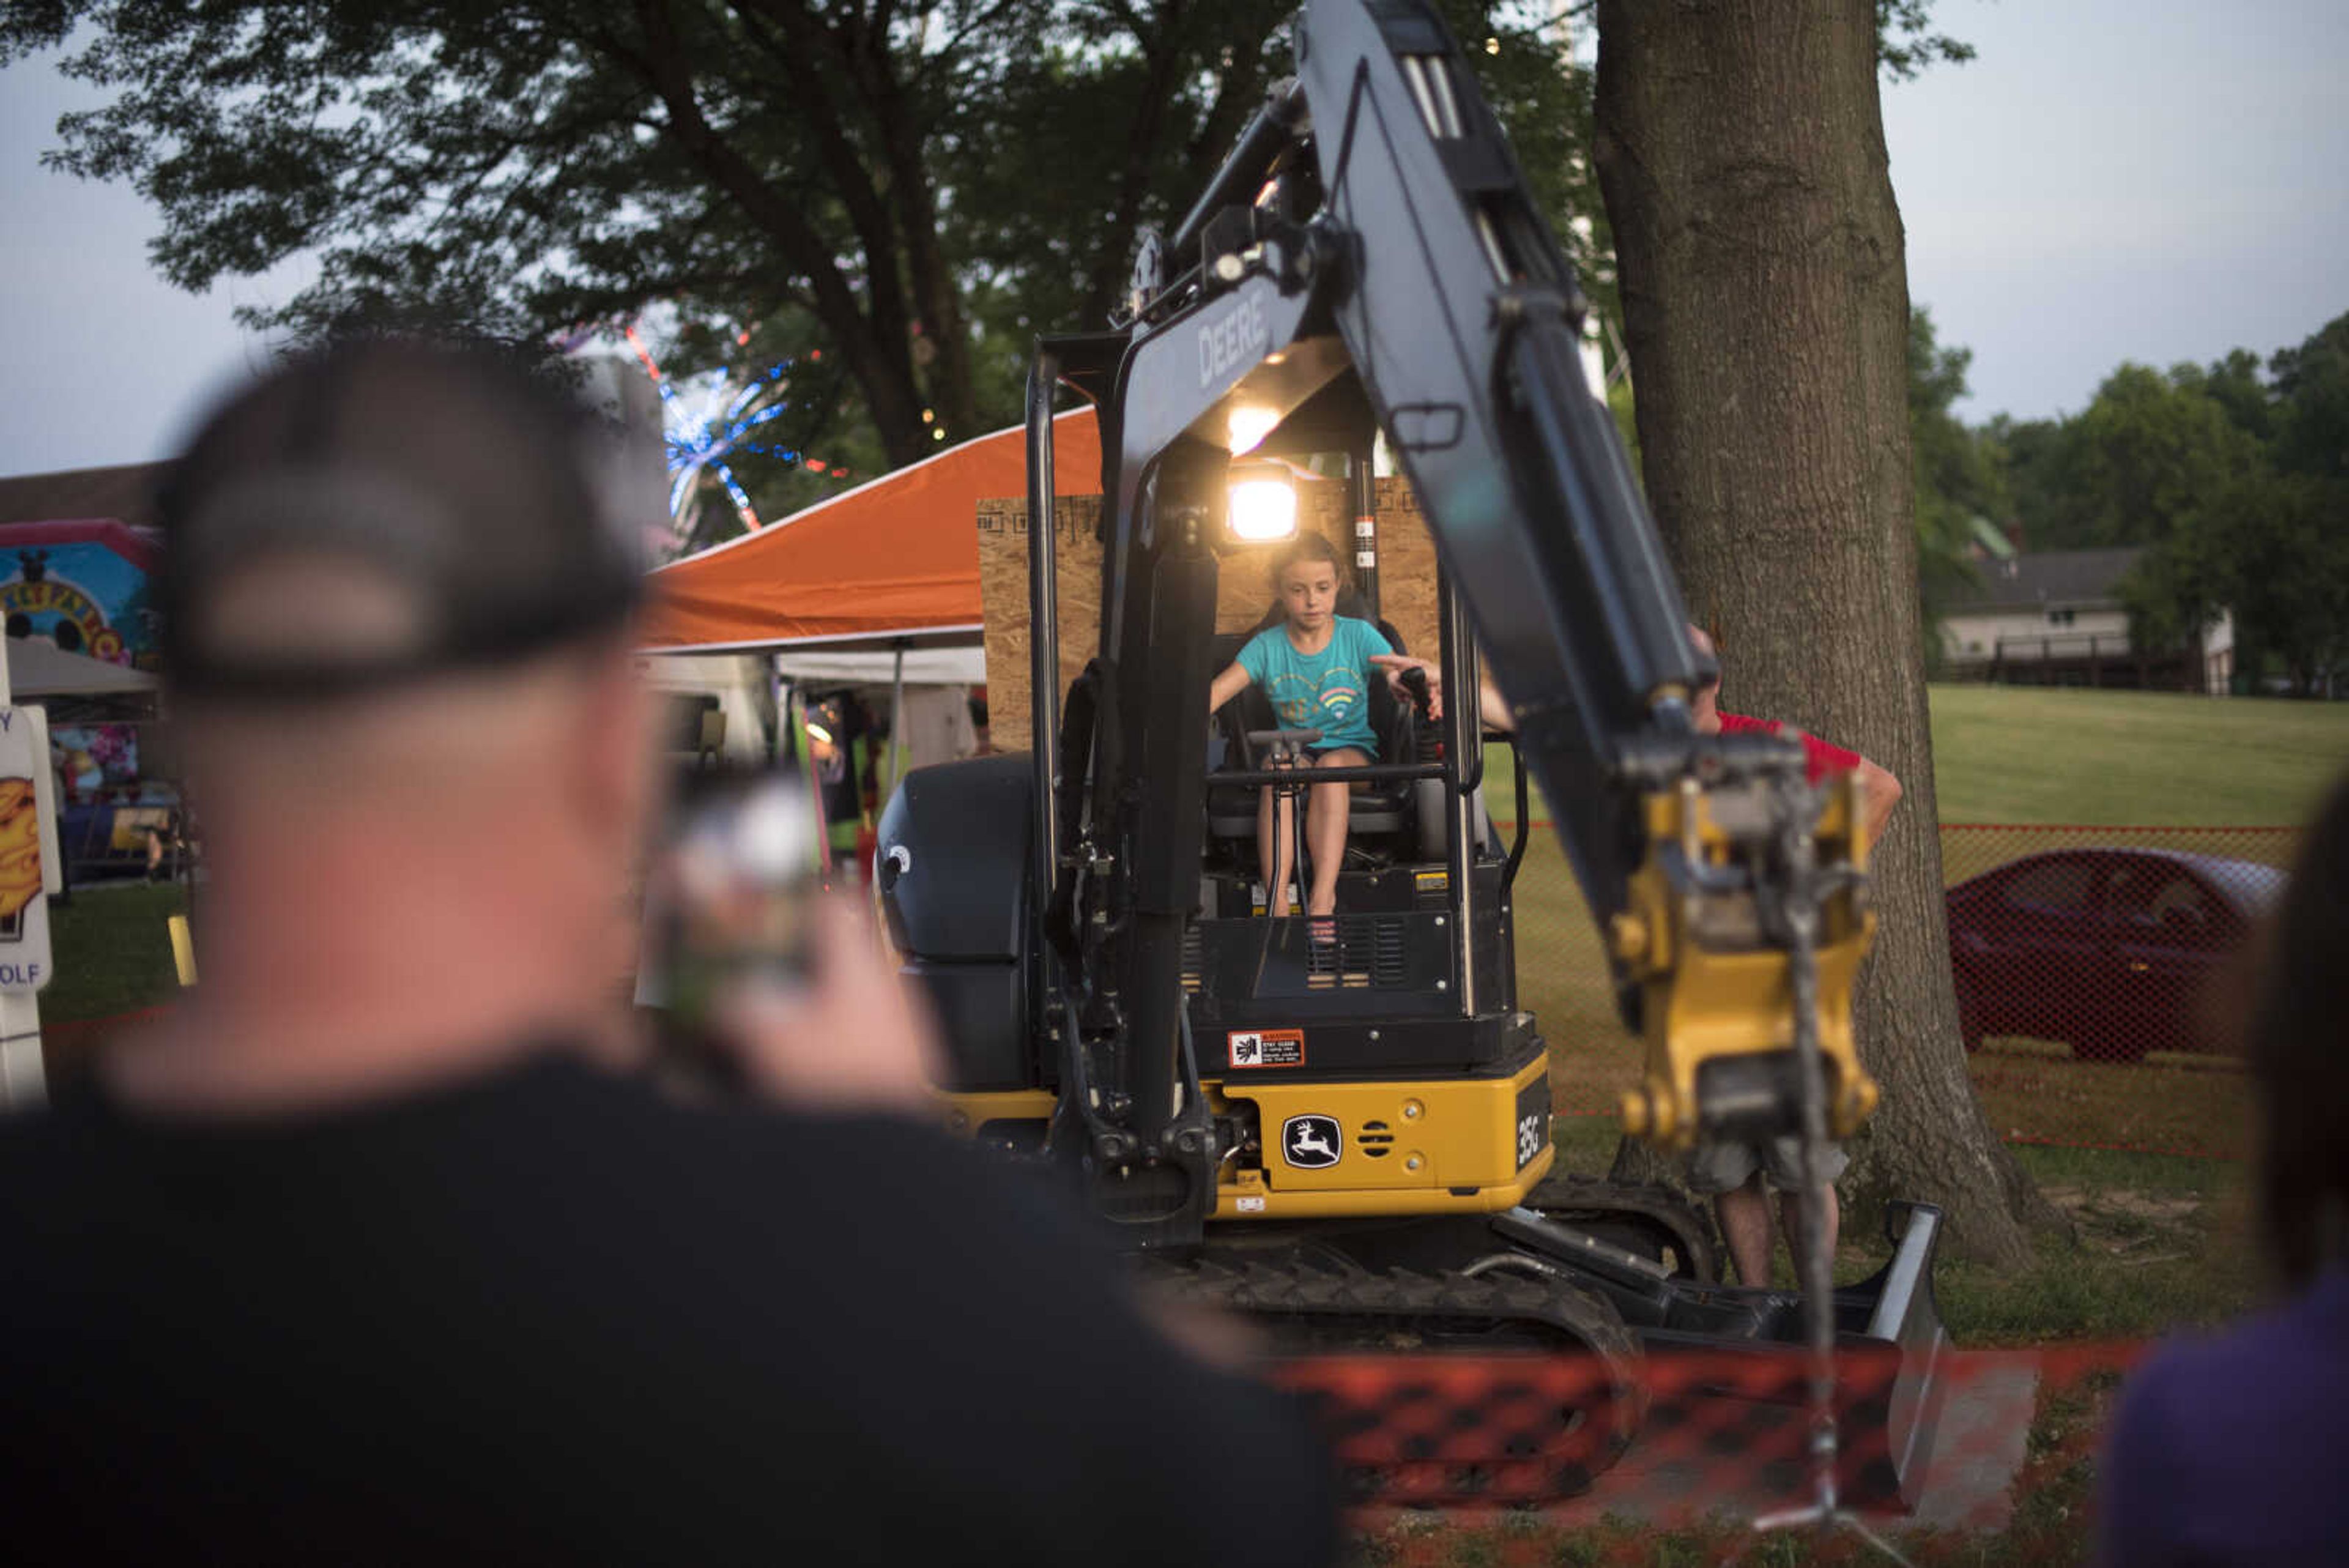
top-left (4, 0), bottom-right (1590, 512)
top-left (2270, 311), bottom-right (2349, 485)
top-left (4, 0), bottom-right (1978, 531)
top-left (2054, 364), bottom-right (2265, 551)
top-left (1874, 0), bottom-right (1973, 79)
top-left (2115, 316), bottom-right (2349, 695)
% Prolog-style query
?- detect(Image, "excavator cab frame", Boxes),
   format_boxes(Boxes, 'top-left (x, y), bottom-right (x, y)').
top-left (1019, 315), bottom-right (1560, 1246)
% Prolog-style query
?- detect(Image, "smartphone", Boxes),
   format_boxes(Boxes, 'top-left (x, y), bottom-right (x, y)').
top-left (639, 765), bottom-right (826, 1084)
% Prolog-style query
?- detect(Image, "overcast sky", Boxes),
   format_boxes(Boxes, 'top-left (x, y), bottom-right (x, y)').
top-left (1, 0), bottom-right (2342, 476)
top-left (1883, 0), bottom-right (2347, 422)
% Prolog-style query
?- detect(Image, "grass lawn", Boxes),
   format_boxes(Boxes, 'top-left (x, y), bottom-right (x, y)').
top-left (1935, 1142), bottom-right (2257, 1345)
top-left (1925, 685), bottom-right (2347, 826)
top-left (1493, 685), bottom-right (2349, 831)
top-left (1548, 1090), bottom-right (2258, 1342)
top-left (45, 880), bottom-right (189, 1027)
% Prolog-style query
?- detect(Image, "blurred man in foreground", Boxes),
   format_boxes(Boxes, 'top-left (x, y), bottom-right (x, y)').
top-left (0, 343), bottom-right (1335, 1565)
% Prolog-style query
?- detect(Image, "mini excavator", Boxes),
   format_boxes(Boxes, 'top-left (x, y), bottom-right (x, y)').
top-left (876, 0), bottom-right (1947, 1504)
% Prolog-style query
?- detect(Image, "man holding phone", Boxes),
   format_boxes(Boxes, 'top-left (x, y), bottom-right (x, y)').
top-left (0, 343), bottom-right (1335, 1565)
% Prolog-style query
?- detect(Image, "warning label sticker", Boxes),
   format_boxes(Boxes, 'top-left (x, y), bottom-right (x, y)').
top-left (1227, 1028), bottom-right (1306, 1068)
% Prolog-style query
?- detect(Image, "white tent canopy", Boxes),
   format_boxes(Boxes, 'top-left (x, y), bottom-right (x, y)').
top-left (770, 645), bottom-right (984, 784)
top-left (769, 646), bottom-right (985, 686)
top-left (3, 637), bottom-right (159, 697)
top-left (636, 645), bottom-right (985, 777)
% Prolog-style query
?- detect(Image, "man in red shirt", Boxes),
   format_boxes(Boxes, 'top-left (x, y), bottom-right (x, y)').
top-left (1682, 624), bottom-right (1899, 1284)
top-left (1375, 625), bottom-right (1902, 1286)
top-left (1689, 625), bottom-right (1902, 849)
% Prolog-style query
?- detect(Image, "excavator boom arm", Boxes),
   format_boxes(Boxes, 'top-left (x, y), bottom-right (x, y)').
top-left (1293, 0), bottom-right (1706, 935)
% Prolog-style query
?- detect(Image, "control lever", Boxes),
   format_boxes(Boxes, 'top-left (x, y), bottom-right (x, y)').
top-left (1391, 667), bottom-right (1444, 767)
top-left (1397, 665), bottom-right (1432, 718)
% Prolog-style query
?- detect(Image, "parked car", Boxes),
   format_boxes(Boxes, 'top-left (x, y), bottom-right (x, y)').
top-left (1945, 848), bottom-right (2287, 1063)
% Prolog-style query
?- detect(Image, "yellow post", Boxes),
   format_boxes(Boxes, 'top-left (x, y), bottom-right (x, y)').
top-left (168, 914), bottom-right (198, 987)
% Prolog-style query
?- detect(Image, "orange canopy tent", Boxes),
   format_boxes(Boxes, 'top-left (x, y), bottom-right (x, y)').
top-left (640, 410), bottom-right (1101, 652)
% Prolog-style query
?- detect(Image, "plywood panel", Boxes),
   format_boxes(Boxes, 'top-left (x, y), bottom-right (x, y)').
top-left (976, 494), bottom-right (1099, 754)
top-left (1370, 475), bottom-right (1440, 663)
top-left (978, 477), bottom-right (1441, 752)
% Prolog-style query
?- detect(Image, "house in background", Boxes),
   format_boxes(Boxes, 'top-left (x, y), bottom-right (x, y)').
top-left (1939, 546), bottom-right (2233, 694)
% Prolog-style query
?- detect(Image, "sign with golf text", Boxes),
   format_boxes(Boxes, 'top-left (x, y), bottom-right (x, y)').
top-left (0, 706), bottom-right (62, 992)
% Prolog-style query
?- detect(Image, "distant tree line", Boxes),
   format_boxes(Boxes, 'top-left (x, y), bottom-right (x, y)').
top-left (1909, 310), bottom-right (2349, 696)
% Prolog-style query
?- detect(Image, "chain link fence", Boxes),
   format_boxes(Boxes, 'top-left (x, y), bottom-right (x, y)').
top-left (1504, 822), bottom-right (2298, 1160)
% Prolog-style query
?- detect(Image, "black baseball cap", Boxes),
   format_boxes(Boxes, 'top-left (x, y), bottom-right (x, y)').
top-left (156, 340), bottom-right (650, 702)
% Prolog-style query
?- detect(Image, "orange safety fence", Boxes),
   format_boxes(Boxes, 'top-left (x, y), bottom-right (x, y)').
top-left (38, 1005), bottom-right (176, 1074)
top-left (1275, 1339), bottom-right (2142, 1546)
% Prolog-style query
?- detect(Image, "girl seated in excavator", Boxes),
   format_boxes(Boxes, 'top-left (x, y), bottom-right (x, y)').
top-left (1208, 533), bottom-right (1403, 924)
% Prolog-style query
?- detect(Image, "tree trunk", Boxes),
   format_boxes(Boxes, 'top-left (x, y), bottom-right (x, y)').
top-left (1593, 0), bottom-right (2059, 1266)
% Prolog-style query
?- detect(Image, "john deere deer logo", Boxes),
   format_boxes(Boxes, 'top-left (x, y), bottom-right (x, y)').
top-left (1281, 1114), bottom-right (1341, 1170)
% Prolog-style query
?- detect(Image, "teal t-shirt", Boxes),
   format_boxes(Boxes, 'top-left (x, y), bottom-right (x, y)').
top-left (1235, 616), bottom-right (1394, 755)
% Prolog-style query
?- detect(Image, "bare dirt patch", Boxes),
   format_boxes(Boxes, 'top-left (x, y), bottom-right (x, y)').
top-left (2036, 1184), bottom-right (2208, 1270)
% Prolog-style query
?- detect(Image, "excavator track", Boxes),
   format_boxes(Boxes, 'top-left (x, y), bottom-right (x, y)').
top-left (1150, 1258), bottom-right (1645, 1500)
